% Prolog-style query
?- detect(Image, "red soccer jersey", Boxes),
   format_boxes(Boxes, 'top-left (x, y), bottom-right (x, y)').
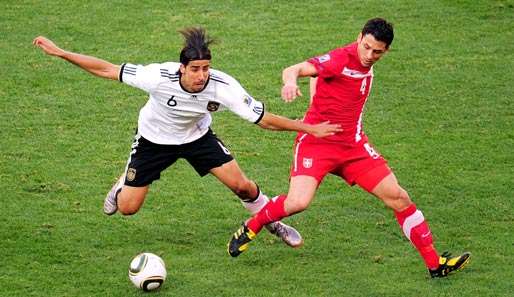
top-left (305, 42), bottom-right (373, 145)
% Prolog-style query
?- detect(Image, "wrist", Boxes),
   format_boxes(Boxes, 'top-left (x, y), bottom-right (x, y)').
top-left (57, 49), bottom-right (68, 58)
top-left (283, 83), bottom-right (298, 88)
top-left (303, 123), bottom-right (313, 134)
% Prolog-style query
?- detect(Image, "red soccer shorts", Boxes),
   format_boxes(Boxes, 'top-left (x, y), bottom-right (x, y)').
top-left (290, 133), bottom-right (391, 192)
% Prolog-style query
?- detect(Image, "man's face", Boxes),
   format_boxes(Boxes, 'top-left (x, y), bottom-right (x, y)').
top-left (356, 33), bottom-right (389, 67)
top-left (180, 60), bottom-right (211, 92)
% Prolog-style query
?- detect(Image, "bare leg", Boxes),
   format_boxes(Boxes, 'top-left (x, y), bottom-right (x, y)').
top-left (117, 184), bottom-right (150, 215)
top-left (209, 160), bottom-right (257, 200)
top-left (369, 172), bottom-right (439, 269)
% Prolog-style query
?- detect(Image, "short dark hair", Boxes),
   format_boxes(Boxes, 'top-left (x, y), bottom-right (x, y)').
top-left (361, 18), bottom-right (394, 48)
top-left (179, 27), bottom-right (214, 65)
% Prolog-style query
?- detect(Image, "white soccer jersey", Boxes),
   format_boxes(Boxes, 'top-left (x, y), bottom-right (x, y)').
top-left (119, 62), bottom-right (265, 145)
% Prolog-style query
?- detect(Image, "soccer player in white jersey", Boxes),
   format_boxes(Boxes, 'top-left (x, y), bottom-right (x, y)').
top-left (33, 27), bottom-right (341, 249)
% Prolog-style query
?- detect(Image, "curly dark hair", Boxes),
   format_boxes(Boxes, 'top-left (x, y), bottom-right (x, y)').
top-left (361, 18), bottom-right (394, 48)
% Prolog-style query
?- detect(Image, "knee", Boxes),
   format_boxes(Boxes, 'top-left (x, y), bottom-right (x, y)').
top-left (284, 195), bottom-right (311, 215)
top-left (383, 187), bottom-right (412, 211)
top-left (118, 203), bottom-right (139, 216)
top-left (117, 194), bottom-right (143, 216)
top-left (292, 200), bottom-right (310, 214)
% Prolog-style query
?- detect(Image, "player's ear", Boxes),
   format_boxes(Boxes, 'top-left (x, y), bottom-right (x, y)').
top-left (357, 32), bottom-right (362, 42)
top-left (382, 42), bottom-right (391, 53)
top-left (179, 64), bottom-right (186, 74)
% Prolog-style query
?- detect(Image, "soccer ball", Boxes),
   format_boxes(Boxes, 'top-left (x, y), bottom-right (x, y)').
top-left (128, 252), bottom-right (167, 291)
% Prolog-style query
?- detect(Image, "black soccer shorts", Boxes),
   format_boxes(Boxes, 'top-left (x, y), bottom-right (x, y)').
top-left (123, 129), bottom-right (233, 187)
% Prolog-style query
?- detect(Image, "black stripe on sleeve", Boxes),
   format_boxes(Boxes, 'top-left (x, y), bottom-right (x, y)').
top-left (254, 103), bottom-right (265, 124)
top-left (210, 77), bottom-right (229, 85)
top-left (160, 69), bottom-right (179, 81)
top-left (124, 68), bottom-right (136, 74)
top-left (119, 63), bottom-right (126, 82)
top-left (253, 106), bottom-right (263, 114)
top-left (161, 73), bottom-right (179, 79)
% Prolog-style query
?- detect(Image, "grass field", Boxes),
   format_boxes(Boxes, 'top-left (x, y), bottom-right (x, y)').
top-left (1, 1), bottom-right (513, 296)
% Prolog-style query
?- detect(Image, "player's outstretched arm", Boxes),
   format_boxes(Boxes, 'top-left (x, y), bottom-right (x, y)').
top-left (33, 36), bottom-right (120, 80)
top-left (257, 112), bottom-right (341, 138)
top-left (281, 62), bottom-right (318, 103)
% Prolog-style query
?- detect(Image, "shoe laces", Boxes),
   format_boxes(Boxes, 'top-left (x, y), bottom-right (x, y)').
top-left (441, 251), bottom-right (452, 258)
top-left (440, 251), bottom-right (452, 263)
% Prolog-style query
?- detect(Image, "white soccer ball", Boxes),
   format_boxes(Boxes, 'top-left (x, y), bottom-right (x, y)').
top-left (128, 252), bottom-right (167, 291)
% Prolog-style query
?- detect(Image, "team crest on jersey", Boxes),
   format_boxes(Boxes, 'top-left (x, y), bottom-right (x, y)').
top-left (207, 101), bottom-right (220, 112)
top-left (317, 54), bottom-right (331, 63)
top-left (127, 168), bottom-right (137, 181)
top-left (303, 158), bottom-right (313, 168)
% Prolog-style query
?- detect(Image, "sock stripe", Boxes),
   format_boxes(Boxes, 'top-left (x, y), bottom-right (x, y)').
top-left (402, 210), bottom-right (425, 240)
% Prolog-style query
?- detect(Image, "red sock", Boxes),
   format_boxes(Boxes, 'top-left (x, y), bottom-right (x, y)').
top-left (395, 204), bottom-right (440, 269)
top-left (247, 195), bottom-right (288, 234)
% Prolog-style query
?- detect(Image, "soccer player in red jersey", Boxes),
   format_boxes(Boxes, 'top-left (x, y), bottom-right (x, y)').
top-left (228, 18), bottom-right (470, 278)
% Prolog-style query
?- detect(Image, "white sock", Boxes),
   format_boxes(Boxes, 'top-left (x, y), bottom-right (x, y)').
top-left (241, 190), bottom-right (270, 215)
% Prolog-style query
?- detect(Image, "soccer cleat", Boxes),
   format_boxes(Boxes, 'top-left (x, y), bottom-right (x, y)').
top-left (227, 223), bottom-right (256, 257)
top-left (429, 251), bottom-right (471, 278)
top-left (103, 174), bottom-right (125, 215)
top-left (265, 221), bottom-right (304, 248)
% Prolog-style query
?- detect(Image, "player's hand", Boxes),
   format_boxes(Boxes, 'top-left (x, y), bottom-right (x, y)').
top-left (33, 36), bottom-right (65, 57)
top-left (308, 121), bottom-right (342, 138)
top-left (281, 84), bottom-right (302, 102)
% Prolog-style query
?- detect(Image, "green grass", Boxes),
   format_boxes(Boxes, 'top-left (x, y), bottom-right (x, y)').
top-left (1, 0), bottom-right (513, 296)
